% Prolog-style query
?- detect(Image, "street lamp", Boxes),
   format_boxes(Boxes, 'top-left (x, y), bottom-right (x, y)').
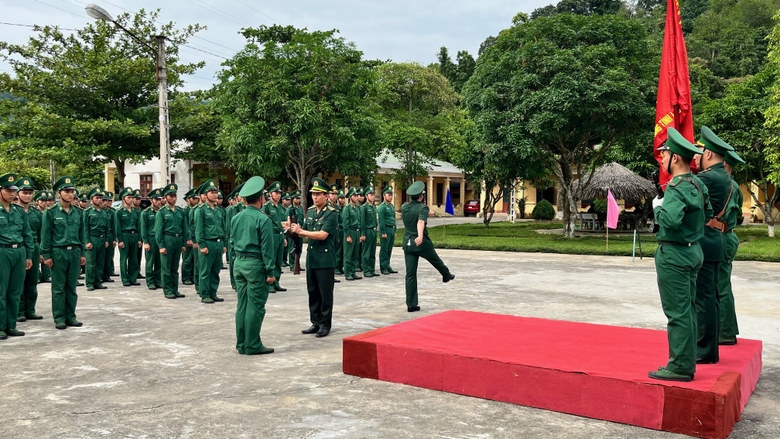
top-left (85, 3), bottom-right (171, 186)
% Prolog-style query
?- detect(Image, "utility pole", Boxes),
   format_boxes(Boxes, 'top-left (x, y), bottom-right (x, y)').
top-left (156, 35), bottom-right (170, 186)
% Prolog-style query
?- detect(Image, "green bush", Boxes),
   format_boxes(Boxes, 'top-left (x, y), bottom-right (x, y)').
top-left (532, 199), bottom-right (556, 221)
top-left (592, 199), bottom-right (608, 213)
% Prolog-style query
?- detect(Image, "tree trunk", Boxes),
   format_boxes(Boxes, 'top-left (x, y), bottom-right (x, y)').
top-left (113, 158), bottom-right (126, 188)
top-left (746, 183), bottom-right (778, 237)
top-left (481, 183), bottom-right (502, 227)
top-left (552, 160), bottom-right (577, 239)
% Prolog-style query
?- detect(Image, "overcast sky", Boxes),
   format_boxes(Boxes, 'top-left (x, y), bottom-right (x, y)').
top-left (1, 0), bottom-right (551, 91)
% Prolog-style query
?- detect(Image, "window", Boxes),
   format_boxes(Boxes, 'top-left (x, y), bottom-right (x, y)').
top-left (436, 182), bottom-right (443, 206)
top-left (170, 173), bottom-right (175, 184)
top-left (450, 181), bottom-right (461, 205)
top-left (536, 187), bottom-right (557, 204)
top-left (140, 175), bottom-right (153, 198)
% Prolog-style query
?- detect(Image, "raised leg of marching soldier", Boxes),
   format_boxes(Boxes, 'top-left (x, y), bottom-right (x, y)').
top-left (404, 246), bottom-right (452, 309)
top-left (145, 240), bottom-right (161, 289)
top-left (85, 239), bottom-right (106, 290)
top-left (161, 236), bottom-right (183, 298)
top-left (181, 242), bottom-right (194, 285)
top-left (198, 240), bottom-right (223, 301)
top-left (380, 228), bottom-right (396, 274)
top-left (20, 242), bottom-right (42, 320)
top-left (361, 229), bottom-right (377, 276)
top-left (718, 232), bottom-right (739, 345)
top-left (696, 262), bottom-right (720, 363)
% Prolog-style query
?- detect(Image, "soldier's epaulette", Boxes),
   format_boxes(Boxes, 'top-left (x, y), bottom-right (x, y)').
top-left (308, 205), bottom-right (315, 210)
top-left (327, 206), bottom-right (335, 211)
top-left (668, 176), bottom-right (684, 187)
top-left (47, 204), bottom-right (57, 210)
top-left (698, 167), bottom-right (711, 174)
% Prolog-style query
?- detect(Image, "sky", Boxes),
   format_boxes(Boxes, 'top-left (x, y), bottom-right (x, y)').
top-left (1, 0), bottom-right (552, 91)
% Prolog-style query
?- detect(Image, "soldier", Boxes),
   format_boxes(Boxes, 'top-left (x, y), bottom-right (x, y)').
top-left (155, 184), bottom-right (189, 299)
top-left (281, 191), bottom-right (292, 268)
top-left (648, 128), bottom-right (707, 382)
top-left (232, 176), bottom-right (276, 355)
top-left (289, 177), bottom-right (339, 338)
top-left (115, 187), bottom-right (142, 287)
top-left (355, 187), bottom-right (365, 273)
top-left (41, 176), bottom-right (86, 330)
top-left (225, 184), bottom-right (245, 291)
top-left (378, 186), bottom-right (399, 275)
top-left (18, 179), bottom-right (43, 322)
top-left (1, 174), bottom-right (34, 339)
top-left (336, 189), bottom-right (347, 274)
top-left (286, 189), bottom-right (305, 272)
top-left (38, 191), bottom-right (52, 284)
top-left (402, 181), bottom-right (455, 313)
top-left (141, 188), bottom-right (164, 290)
top-left (360, 186), bottom-right (379, 277)
top-left (194, 180), bottom-right (226, 304)
top-left (101, 192), bottom-right (118, 284)
top-left (82, 187), bottom-right (109, 292)
top-left (133, 189), bottom-right (145, 280)
top-left (327, 185), bottom-right (343, 275)
top-left (181, 190), bottom-right (198, 285)
top-left (191, 183), bottom-right (207, 296)
top-left (342, 188), bottom-right (362, 281)
top-left (261, 181), bottom-right (287, 292)
top-left (719, 150), bottom-right (745, 346)
top-left (77, 191), bottom-right (88, 209)
top-left (217, 190), bottom-right (228, 270)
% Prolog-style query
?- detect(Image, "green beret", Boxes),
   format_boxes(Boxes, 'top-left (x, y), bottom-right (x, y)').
top-left (329, 184), bottom-right (339, 194)
top-left (200, 179), bottom-right (218, 195)
top-left (407, 181), bottom-right (426, 197)
top-left (17, 177), bottom-right (34, 191)
top-left (0, 173), bottom-right (20, 190)
top-left (310, 177), bottom-right (329, 193)
top-left (725, 149), bottom-right (745, 167)
top-left (267, 181), bottom-right (282, 193)
top-left (282, 191), bottom-right (291, 200)
top-left (364, 186), bottom-right (375, 195)
top-left (657, 128), bottom-right (702, 160)
top-left (53, 176), bottom-right (76, 192)
top-left (382, 186), bottom-right (393, 195)
top-left (699, 126), bottom-right (734, 156)
top-left (162, 183), bottom-right (179, 196)
top-left (149, 188), bottom-right (163, 199)
top-left (239, 176), bottom-right (266, 199)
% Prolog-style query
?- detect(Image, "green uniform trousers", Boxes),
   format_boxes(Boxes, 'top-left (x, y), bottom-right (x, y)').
top-left (379, 229), bottom-right (396, 273)
top-left (145, 239), bottom-right (161, 288)
top-left (655, 244), bottom-right (703, 376)
top-left (718, 232), bottom-right (740, 340)
top-left (234, 256), bottom-right (270, 354)
top-left (1, 246), bottom-right (26, 332)
top-left (343, 230), bottom-right (360, 277)
top-left (228, 245), bottom-right (236, 290)
top-left (307, 267), bottom-right (335, 329)
top-left (696, 261), bottom-right (720, 363)
top-left (361, 230), bottom-right (377, 275)
top-left (287, 236), bottom-right (295, 268)
top-left (50, 247), bottom-right (81, 326)
top-left (272, 234), bottom-right (284, 288)
top-left (335, 228), bottom-right (344, 274)
top-left (160, 235), bottom-right (183, 297)
top-left (119, 232), bottom-right (140, 284)
top-left (20, 243), bottom-right (40, 319)
top-left (102, 244), bottom-right (115, 282)
top-left (404, 247), bottom-right (451, 308)
top-left (136, 238), bottom-right (143, 270)
top-left (39, 261), bottom-right (50, 282)
top-left (181, 243), bottom-right (195, 283)
top-left (85, 237), bottom-right (106, 289)
top-left (198, 241), bottom-right (223, 299)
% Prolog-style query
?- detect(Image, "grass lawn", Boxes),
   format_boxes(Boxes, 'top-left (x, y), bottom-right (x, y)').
top-left (393, 221), bottom-right (780, 262)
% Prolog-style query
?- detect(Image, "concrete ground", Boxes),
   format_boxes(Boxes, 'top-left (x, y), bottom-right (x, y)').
top-left (1, 249), bottom-right (778, 439)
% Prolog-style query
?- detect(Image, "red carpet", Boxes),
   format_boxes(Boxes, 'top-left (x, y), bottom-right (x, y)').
top-left (343, 310), bottom-right (762, 439)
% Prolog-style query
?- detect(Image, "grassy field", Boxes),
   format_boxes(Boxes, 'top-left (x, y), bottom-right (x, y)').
top-left (393, 221), bottom-right (780, 262)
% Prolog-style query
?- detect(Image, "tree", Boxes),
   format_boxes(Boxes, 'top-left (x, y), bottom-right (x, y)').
top-left (463, 13), bottom-right (656, 238)
top-left (213, 25), bottom-right (381, 208)
top-left (532, 0), bottom-right (622, 18)
top-left (0, 10), bottom-right (205, 186)
top-left (435, 47), bottom-right (476, 93)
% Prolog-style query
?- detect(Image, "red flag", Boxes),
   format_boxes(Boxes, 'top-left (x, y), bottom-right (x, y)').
top-left (654, 0), bottom-right (694, 187)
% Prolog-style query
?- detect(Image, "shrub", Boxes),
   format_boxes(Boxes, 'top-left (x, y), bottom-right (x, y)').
top-left (532, 199), bottom-right (556, 221)
top-left (592, 199), bottom-right (608, 213)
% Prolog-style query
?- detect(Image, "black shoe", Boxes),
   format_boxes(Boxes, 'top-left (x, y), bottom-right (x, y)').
top-left (182, 280), bottom-right (194, 285)
top-left (123, 283), bottom-right (131, 287)
top-left (6, 328), bottom-right (25, 336)
top-left (17, 316), bottom-right (26, 322)
top-left (165, 294), bottom-right (177, 299)
top-left (274, 286), bottom-right (287, 292)
top-left (137, 274), bottom-right (145, 279)
top-left (39, 279), bottom-right (51, 283)
top-left (87, 287), bottom-right (95, 291)
top-left (381, 271), bottom-right (389, 275)
top-left (364, 273), bottom-right (374, 278)
top-left (130, 282), bottom-right (141, 286)
top-left (696, 358), bottom-right (718, 364)
top-left (443, 273), bottom-right (455, 283)
top-left (719, 337), bottom-right (737, 346)
top-left (373, 272), bottom-right (381, 276)
top-left (175, 293), bottom-right (186, 298)
top-left (316, 327), bottom-right (330, 338)
top-left (408, 306), bottom-right (421, 312)
top-left (26, 314), bottom-right (43, 320)
top-left (55, 323), bottom-right (67, 330)
top-left (96, 285), bottom-right (107, 290)
top-left (77, 282), bottom-right (84, 287)
top-left (213, 297), bottom-right (224, 302)
top-left (345, 276), bottom-right (356, 281)
top-left (353, 276), bottom-right (362, 280)
top-left (0, 331), bottom-right (6, 340)
top-left (111, 273), bottom-right (120, 277)
top-left (388, 269), bottom-right (398, 274)
top-left (66, 321), bottom-right (83, 327)
top-left (148, 287), bottom-right (157, 290)
top-left (302, 325), bottom-right (319, 334)
top-left (247, 347), bottom-right (274, 355)
top-left (103, 279), bottom-right (115, 283)
top-left (334, 278), bottom-right (340, 283)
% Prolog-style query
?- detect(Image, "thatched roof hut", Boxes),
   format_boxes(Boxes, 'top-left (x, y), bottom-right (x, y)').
top-left (574, 162), bottom-right (656, 201)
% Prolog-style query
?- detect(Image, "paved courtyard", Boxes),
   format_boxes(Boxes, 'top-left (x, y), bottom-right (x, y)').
top-left (1, 248), bottom-right (778, 438)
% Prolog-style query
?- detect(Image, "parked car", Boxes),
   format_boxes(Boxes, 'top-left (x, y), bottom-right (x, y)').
top-left (464, 199), bottom-right (480, 216)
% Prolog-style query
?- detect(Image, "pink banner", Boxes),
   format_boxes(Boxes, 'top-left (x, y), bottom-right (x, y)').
top-left (607, 189), bottom-right (619, 230)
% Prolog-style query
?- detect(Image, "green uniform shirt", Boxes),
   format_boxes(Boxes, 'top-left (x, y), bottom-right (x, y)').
top-left (261, 201), bottom-right (285, 233)
top-left (140, 206), bottom-right (160, 244)
top-left (114, 205), bottom-right (140, 238)
top-left (230, 205), bottom-right (275, 273)
top-left (401, 200), bottom-right (434, 254)
top-left (41, 203), bottom-right (85, 259)
top-left (285, 204), bottom-right (304, 225)
top-left (696, 163), bottom-right (730, 262)
top-left (725, 179), bottom-right (743, 231)
top-left (106, 206), bottom-right (116, 242)
top-left (654, 172), bottom-right (707, 245)
top-left (361, 202), bottom-right (377, 234)
top-left (302, 205), bottom-right (339, 269)
top-left (377, 201), bottom-right (395, 231)
top-left (194, 203), bottom-right (226, 246)
top-left (329, 202), bottom-right (343, 229)
top-left (23, 205), bottom-right (43, 244)
top-left (0, 202), bottom-right (34, 258)
top-left (342, 203), bottom-right (362, 231)
top-left (83, 205), bottom-right (109, 245)
top-left (154, 205), bottom-right (190, 248)
top-left (188, 204), bottom-right (200, 240)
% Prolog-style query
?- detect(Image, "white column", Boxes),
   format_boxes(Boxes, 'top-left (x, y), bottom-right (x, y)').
top-left (427, 176), bottom-right (434, 208)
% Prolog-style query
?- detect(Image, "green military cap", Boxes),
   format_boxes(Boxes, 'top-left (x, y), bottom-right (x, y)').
top-left (200, 179), bottom-right (218, 195)
top-left (53, 176), bottom-right (76, 192)
top-left (292, 189), bottom-right (302, 198)
top-left (329, 184), bottom-right (339, 194)
top-left (364, 186), bottom-right (375, 195)
top-left (699, 126), bottom-right (734, 156)
top-left (87, 187), bottom-right (103, 199)
top-left (382, 185), bottom-right (393, 195)
top-left (234, 182), bottom-right (245, 198)
top-left (657, 128), bottom-right (702, 160)
top-left (79, 191), bottom-right (88, 201)
top-left (133, 189), bottom-right (141, 198)
top-left (346, 187), bottom-right (357, 198)
top-left (282, 191), bottom-right (291, 200)
top-left (149, 188), bottom-right (163, 199)
top-left (17, 177), bottom-right (34, 191)
top-left (34, 190), bottom-right (44, 201)
top-left (407, 181), bottom-right (426, 196)
top-left (0, 173), bottom-right (20, 190)
top-left (183, 189), bottom-right (192, 198)
top-left (106, 191), bottom-right (114, 201)
top-left (267, 181), bottom-right (282, 193)
top-left (118, 187), bottom-right (134, 199)
top-left (239, 176), bottom-right (266, 198)
top-left (356, 187), bottom-right (364, 196)
top-left (310, 177), bottom-right (329, 193)
top-left (217, 191), bottom-right (224, 199)
top-left (724, 149), bottom-right (746, 167)
top-left (162, 183), bottom-right (179, 196)
top-left (338, 189), bottom-right (345, 198)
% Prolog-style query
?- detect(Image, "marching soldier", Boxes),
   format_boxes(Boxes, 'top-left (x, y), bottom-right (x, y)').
top-left (101, 192), bottom-right (118, 284)
top-left (18, 179), bottom-right (43, 322)
top-left (719, 150), bottom-right (745, 346)
top-left (41, 176), bottom-right (86, 330)
top-left (115, 187), bottom-right (142, 287)
top-left (38, 191), bottom-right (52, 284)
top-left (231, 176), bottom-right (276, 355)
top-left (181, 190), bottom-right (199, 285)
top-left (378, 186), bottom-right (398, 275)
top-left (1, 174), bottom-right (34, 339)
top-left (155, 183), bottom-right (189, 299)
top-left (83, 187), bottom-right (109, 291)
top-left (361, 186), bottom-right (378, 276)
top-left (194, 180), bottom-right (226, 304)
top-left (261, 181), bottom-right (287, 292)
top-left (286, 189), bottom-right (305, 271)
top-left (402, 181), bottom-right (455, 313)
top-left (141, 188), bottom-right (163, 290)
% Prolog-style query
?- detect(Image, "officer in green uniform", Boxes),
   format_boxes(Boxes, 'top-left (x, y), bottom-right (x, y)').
top-left (17, 179), bottom-right (43, 322)
top-left (82, 187), bottom-right (109, 291)
top-left (0, 174), bottom-right (34, 339)
top-left (101, 191), bottom-right (118, 283)
top-left (232, 176), bottom-right (276, 355)
top-left (194, 180), bottom-right (226, 304)
top-left (225, 184), bottom-right (245, 290)
top-left (217, 190), bottom-right (228, 269)
top-left (718, 150), bottom-right (745, 346)
top-left (115, 187), bottom-right (142, 287)
top-left (378, 186), bottom-right (399, 275)
top-left (141, 188), bottom-right (163, 290)
top-left (360, 186), bottom-right (379, 277)
top-left (191, 183), bottom-right (207, 295)
top-left (38, 191), bottom-right (52, 284)
top-left (133, 189), bottom-right (145, 279)
top-left (181, 189), bottom-right (198, 285)
top-left (41, 176), bottom-right (86, 330)
top-left (155, 184), bottom-right (189, 299)
top-left (290, 177), bottom-right (339, 338)
top-left (261, 181), bottom-right (287, 292)
top-left (286, 189), bottom-right (305, 271)
top-left (281, 191), bottom-right (292, 268)
top-left (402, 181), bottom-right (455, 313)
top-left (648, 128), bottom-right (707, 382)
top-left (342, 188), bottom-right (362, 281)
top-left (693, 127), bottom-right (733, 364)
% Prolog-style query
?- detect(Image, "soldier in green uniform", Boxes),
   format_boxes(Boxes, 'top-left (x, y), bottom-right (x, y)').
top-left (355, 187), bottom-right (364, 273)
top-left (402, 181), bottom-right (455, 313)
top-left (289, 177), bottom-right (339, 338)
top-left (327, 185), bottom-right (343, 274)
top-left (378, 186), bottom-right (399, 275)
top-left (1, 174), bottom-right (34, 339)
top-left (225, 184), bottom-right (245, 290)
top-left (17, 179), bottom-right (43, 322)
top-left (360, 186), bottom-right (379, 276)
top-left (115, 187), bottom-right (142, 287)
top-left (281, 191), bottom-right (292, 268)
top-left (155, 184), bottom-right (189, 299)
top-left (133, 189), bottom-right (145, 279)
top-left (141, 188), bottom-right (163, 290)
top-left (718, 150), bottom-right (745, 346)
top-left (191, 184), bottom-right (208, 295)
top-left (41, 176), bottom-right (86, 330)
top-left (232, 177), bottom-right (276, 355)
top-left (101, 191), bottom-right (118, 284)
top-left (78, 191), bottom-right (88, 210)
top-left (181, 190), bottom-right (198, 285)
top-left (82, 187), bottom-right (109, 291)
top-left (261, 181), bottom-right (287, 292)
top-left (693, 127), bottom-right (734, 364)
top-left (218, 191), bottom-right (228, 269)
top-left (38, 191), bottom-right (52, 284)
top-left (194, 180), bottom-right (226, 304)
top-left (648, 128), bottom-right (707, 382)
top-left (286, 189), bottom-right (305, 272)
top-left (336, 189), bottom-right (347, 274)
top-left (342, 188), bottom-right (362, 281)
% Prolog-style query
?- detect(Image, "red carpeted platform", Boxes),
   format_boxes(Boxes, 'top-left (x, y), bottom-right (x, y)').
top-left (343, 311), bottom-right (762, 439)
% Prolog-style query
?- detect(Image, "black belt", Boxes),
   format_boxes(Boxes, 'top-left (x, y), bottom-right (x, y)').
top-left (54, 245), bottom-right (77, 250)
top-left (89, 233), bottom-right (105, 238)
top-left (658, 240), bottom-right (695, 247)
top-left (164, 233), bottom-right (183, 237)
top-left (349, 227), bottom-right (361, 231)
top-left (235, 252), bottom-right (262, 259)
top-left (122, 230), bottom-right (138, 234)
top-left (204, 238), bottom-right (223, 242)
top-left (0, 243), bottom-right (23, 249)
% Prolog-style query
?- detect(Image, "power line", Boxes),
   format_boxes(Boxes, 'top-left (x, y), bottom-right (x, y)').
top-left (180, 44), bottom-right (228, 60)
top-left (186, 0), bottom-right (253, 28)
top-left (32, 0), bottom-right (87, 19)
top-left (231, 0), bottom-right (279, 24)
top-left (0, 22), bottom-right (77, 31)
